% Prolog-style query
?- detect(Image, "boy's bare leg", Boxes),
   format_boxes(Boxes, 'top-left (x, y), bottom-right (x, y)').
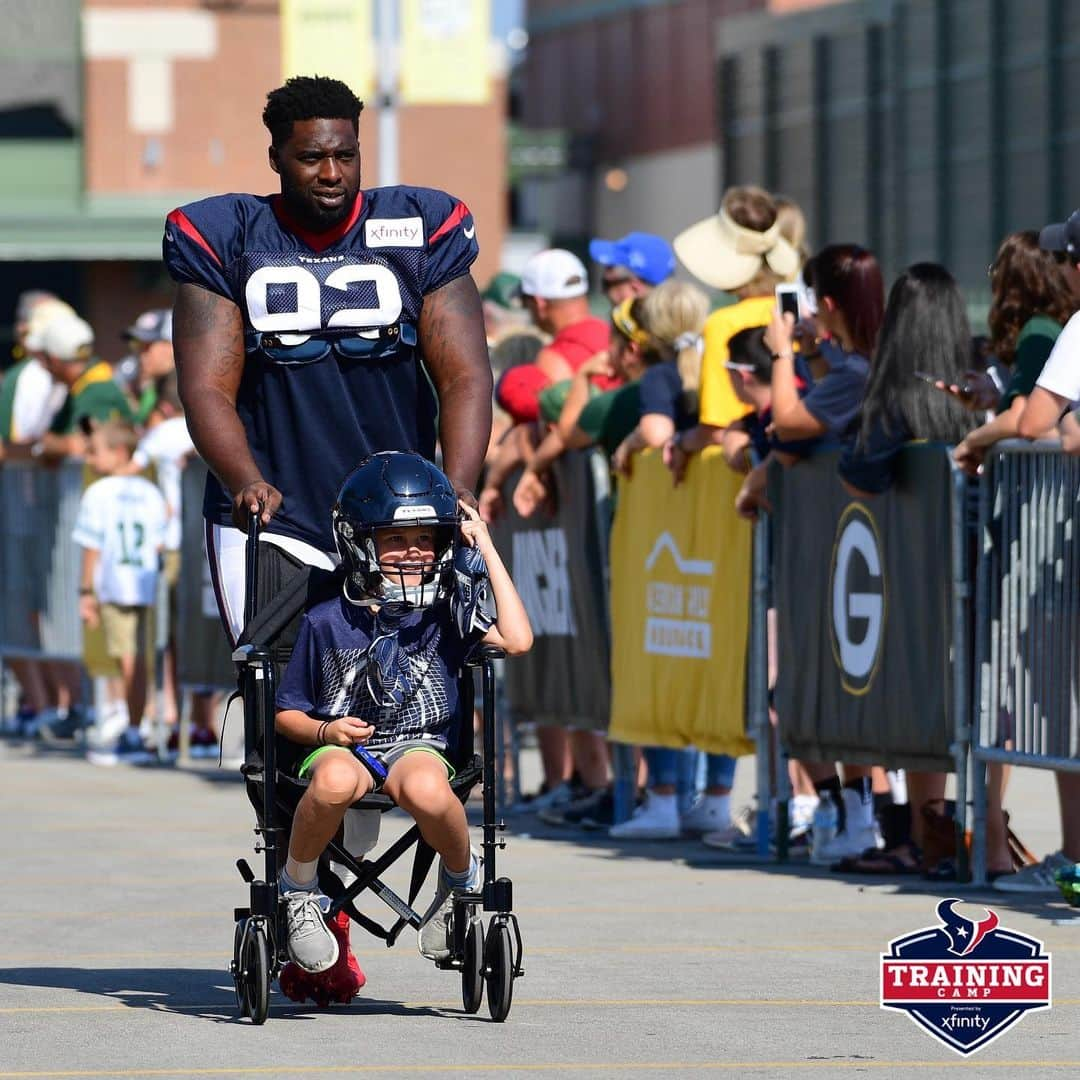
top-left (118, 653), bottom-right (147, 731)
top-left (569, 729), bottom-right (609, 790)
top-left (536, 725), bottom-right (571, 791)
top-left (384, 752), bottom-right (470, 873)
top-left (290, 752), bottom-right (372, 866)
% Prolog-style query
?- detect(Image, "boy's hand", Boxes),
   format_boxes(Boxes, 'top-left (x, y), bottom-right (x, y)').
top-left (459, 498), bottom-right (493, 552)
top-left (79, 593), bottom-right (100, 629)
top-left (325, 717), bottom-right (375, 747)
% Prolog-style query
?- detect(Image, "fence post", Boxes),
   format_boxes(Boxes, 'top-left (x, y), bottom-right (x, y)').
top-left (949, 460), bottom-right (971, 882)
top-left (970, 455), bottom-right (994, 887)
top-left (749, 514), bottom-right (774, 857)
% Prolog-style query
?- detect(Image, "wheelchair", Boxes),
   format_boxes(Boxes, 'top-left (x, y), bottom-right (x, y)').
top-left (228, 517), bottom-right (524, 1023)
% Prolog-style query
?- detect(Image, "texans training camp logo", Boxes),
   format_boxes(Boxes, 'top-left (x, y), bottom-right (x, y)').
top-left (880, 899), bottom-right (1051, 1055)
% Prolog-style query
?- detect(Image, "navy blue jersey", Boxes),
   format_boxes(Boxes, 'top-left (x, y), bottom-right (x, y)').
top-left (276, 590), bottom-right (489, 750)
top-left (163, 187), bottom-right (479, 549)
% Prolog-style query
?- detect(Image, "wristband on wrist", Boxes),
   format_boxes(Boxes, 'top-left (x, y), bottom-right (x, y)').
top-left (771, 351), bottom-right (795, 362)
top-left (316, 720), bottom-right (329, 746)
top-left (79, 587), bottom-right (95, 597)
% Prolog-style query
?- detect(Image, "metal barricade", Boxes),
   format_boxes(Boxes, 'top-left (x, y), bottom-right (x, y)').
top-left (970, 442), bottom-right (1080, 885)
top-left (0, 460), bottom-right (85, 662)
top-left (768, 447), bottom-right (973, 870)
top-left (747, 513), bottom-right (787, 856)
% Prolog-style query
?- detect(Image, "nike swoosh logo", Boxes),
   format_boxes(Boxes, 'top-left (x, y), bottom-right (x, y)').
top-left (463, 224), bottom-right (476, 239)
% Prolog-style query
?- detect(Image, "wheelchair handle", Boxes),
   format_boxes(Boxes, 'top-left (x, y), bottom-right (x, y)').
top-left (244, 510), bottom-right (260, 628)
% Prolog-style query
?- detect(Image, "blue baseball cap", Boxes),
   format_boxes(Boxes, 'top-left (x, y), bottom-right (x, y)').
top-left (588, 232), bottom-right (676, 286)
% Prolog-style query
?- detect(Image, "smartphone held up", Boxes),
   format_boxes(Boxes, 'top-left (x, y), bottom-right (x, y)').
top-left (913, 370), bottom-right (1000, 411)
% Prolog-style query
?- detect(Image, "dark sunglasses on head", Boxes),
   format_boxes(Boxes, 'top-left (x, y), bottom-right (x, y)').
top-left (603, 275), bottom-right (633, 290)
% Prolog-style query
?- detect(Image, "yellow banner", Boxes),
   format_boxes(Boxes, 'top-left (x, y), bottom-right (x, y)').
top-left (281, 0), bottom-right (375, 99)
top-left (400, 0), bottom-right (491, 105)
top-left (608, 448), bottom-right (754, 757)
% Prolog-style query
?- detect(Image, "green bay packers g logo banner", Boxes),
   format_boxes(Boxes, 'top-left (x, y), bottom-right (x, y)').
top-left (829, 503), bottom-right (887, 695)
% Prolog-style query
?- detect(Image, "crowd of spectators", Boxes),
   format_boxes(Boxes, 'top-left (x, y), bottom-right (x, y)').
top-left (0, 291), bottom-right (218, 764)
top-left (479, 187), bottom-right (1080, 896)
top-left (2, 189), bottom-right (1078, 896)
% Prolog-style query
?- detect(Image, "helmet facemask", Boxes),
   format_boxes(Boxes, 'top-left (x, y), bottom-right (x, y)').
top-left (335, 514), bottom-right (457, 609)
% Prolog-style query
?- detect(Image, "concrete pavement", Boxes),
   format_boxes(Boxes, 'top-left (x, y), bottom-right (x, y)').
top-left (1, 740), bottom-right (1078, 1080)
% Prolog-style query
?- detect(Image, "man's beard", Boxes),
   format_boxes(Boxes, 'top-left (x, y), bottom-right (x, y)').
top-left (283, 185), bottom-right (353, 230)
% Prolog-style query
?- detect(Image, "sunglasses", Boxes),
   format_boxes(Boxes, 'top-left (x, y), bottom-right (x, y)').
top-left (602, 275), bottom-right (633, 291)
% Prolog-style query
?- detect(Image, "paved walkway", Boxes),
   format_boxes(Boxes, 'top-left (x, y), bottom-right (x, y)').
top-left (1, 741), bottom-right (1077, 1079)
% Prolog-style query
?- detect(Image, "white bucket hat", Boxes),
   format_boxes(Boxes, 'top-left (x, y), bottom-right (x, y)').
top-left (674, 207), bottom-right (800, 291)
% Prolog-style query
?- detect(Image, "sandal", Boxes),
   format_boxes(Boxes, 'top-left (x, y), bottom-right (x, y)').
top-left (838, 841), bottom-right (922, 875)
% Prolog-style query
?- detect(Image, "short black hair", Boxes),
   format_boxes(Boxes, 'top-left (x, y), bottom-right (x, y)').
top-left (262, 76), bottom-right (364, 146)
top-left (727, 326), bottom-right (773, 382)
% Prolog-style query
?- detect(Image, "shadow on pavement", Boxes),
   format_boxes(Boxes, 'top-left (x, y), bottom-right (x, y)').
top-left (0, 967), bottom-right (455, 1023)
top-left (510, 814), bottom-right (1080, 926)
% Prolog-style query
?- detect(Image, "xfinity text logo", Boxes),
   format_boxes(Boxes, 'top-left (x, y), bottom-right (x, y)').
top-left (366, 217), bottom-right (424, 248)
top-left (829, 503), bottom-right (885, 694)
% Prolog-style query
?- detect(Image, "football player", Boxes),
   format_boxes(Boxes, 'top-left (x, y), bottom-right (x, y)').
top-left (164, 76), bottom-right (492, 643)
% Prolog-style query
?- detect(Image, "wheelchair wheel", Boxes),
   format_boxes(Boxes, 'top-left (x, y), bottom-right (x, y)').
top-left (484, 920), bottom-right (513, 1022)
top-left (462, 917), bottom-right (484, 1014)
top-left (241, 921), bottom-right (271, 1025)
top-left (231, 920), bottom-right (247, 1015)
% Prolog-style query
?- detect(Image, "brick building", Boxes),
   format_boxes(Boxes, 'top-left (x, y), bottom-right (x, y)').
top-left (0, 0), bottom-right (508, 358)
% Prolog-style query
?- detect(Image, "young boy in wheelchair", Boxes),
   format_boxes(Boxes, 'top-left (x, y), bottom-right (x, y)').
top-left (274, 451), bottom-right (532, 975)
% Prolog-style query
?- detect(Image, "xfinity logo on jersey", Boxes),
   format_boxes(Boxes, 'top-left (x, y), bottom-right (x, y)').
top-left (829, 502), bottom-right (885, 694)
top-left (880, 899), bottom-right (1051, 1055)
top-left (365, 217), bottom-right (424, 248)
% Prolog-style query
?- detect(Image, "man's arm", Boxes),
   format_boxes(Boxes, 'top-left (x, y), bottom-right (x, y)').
top-left (419, 275), bottom-right (492, 506)
top-left (1017, 386), bottom-right (1069, 440)
top-left (172, 283), bottom-right (280, 526)
top-left (1060, 409), bottom-right (1080, 454)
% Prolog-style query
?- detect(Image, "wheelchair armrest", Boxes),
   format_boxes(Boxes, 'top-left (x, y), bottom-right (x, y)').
top-left (466, 644), bottom-right (505, 667)
top-left (232, 643), bottom-right (272, 664)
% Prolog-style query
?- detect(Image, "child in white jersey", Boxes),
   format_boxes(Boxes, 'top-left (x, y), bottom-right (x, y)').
top-left (73, 420), bottom-right (167, 764)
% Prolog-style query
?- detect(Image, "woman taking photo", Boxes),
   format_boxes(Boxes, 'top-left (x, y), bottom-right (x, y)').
top-left (953, 230), bottom-right (1077, 474)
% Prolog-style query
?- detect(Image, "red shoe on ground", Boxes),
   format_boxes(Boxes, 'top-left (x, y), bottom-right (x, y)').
top-left (278, 910), bottom-right (366, 1006)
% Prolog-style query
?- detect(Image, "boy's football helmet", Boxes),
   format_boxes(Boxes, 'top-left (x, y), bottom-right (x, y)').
top-left (332, 451), bottom-right (459, 608)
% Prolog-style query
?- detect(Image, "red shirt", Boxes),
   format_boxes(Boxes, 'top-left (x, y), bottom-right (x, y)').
top-left (496, 316), bottom-right (616, 424)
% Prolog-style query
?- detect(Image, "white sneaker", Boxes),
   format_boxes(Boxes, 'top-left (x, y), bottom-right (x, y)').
top-left (419, 852), bottom-right (480, 961)
top-left (681, 796), bottom-right (731, 836)
top-left (701, 822), bottom-right (751, 850)
top-left (282, 888), bottom-right (338, 973)
top-left (810, 787), bottom-right (881, 865)
top-left (789, 794), bottom-right (820, 837)
top-left (810, 822), bottom-right (883, 865)
top-left (609, 792), bottom-right (680, 840)
top-left (511, 782), bottom-right (574, 816)
top-left (992, 851), bottom-right (1073, 894)
top-left (86, 706), bottom-right (129, 751)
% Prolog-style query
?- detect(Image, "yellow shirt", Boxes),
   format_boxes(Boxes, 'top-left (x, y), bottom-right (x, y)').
top-left (697, 295), bottom-right (775, 428)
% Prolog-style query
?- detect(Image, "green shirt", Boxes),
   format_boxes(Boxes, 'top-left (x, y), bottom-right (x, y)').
top-left (50, 361), bottom-right (135, 434)
top-left (0, 358), bottom-right (28, 441)
top-left (997, 315), bottom-right (1063, 413)
top-left (576, 383), bottom-right (641, 459)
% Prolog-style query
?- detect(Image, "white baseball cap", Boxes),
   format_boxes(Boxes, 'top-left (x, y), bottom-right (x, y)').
top-left (40, 314), bottom-right (95, 362)
top-left (519, 249), bottom-right (589, 300)
top-left (22, 298), bottom-right (77, 351)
